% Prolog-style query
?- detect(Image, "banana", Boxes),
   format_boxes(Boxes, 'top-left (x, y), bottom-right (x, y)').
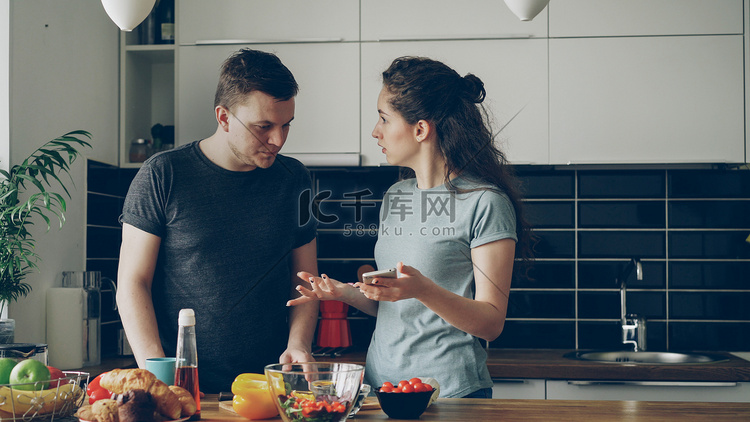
top-left (0, 383), bottom-right (84, 417)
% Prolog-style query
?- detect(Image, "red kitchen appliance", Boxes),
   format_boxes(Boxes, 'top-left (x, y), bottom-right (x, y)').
top-left (317, 300), bottom-right (352, 348)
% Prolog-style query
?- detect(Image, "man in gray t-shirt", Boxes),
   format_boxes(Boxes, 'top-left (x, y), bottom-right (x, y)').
top-left (117, 49), bottom-right (319, 393)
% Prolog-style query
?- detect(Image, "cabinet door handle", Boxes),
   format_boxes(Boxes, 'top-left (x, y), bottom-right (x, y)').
top-left (375, 34), bottom-right (534, 42)
top-left (567, 381), bottom-right (738, 387)
top-left (491, 379), bottom-right (529, 384)
top-left (192, 38), bottom-right (344, 46)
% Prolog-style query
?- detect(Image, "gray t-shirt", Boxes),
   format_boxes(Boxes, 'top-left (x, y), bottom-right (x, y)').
top-left (366, 176), bottom-right (517, 398)
top-left (120, 141), bottom-right (316, 393)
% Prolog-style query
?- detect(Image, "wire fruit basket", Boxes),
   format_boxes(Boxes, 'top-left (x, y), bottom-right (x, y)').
top-left (0, 371), bottom-right (89, 422)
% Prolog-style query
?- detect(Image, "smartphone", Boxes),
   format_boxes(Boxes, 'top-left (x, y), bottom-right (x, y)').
top-left (361, 268), bottom-right (397, 285)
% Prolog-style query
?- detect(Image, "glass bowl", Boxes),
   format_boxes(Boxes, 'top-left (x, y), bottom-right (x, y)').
top-left (264, 363), bottom-right (364, 422)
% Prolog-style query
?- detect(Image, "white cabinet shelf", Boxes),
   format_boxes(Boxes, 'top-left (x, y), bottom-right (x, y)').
top-left (119, 40), bottom-right (175, 168)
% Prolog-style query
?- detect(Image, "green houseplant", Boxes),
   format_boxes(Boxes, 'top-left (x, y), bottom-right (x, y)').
top-left (0, 130), bottom-right (92, 343)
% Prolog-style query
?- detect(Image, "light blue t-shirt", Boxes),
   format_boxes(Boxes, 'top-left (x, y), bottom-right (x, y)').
top-left (365, 176), bottom-right (517, 398)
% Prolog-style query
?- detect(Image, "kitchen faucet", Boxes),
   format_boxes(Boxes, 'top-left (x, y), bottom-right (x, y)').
top-left (617, 258), bottom-right (647, 352)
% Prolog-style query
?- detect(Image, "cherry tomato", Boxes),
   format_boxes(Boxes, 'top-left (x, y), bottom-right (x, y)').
top-left (379, 386), bottom-right (393, 393)
top-left (390, 388), bottom-right (401, 393)
top-left (408, 377), bottom-right (422, 385)
top-left (381, 381), bottom-right (394, 389)
top-left (401, 384), bottom-right (415, 393)
top-left (397, 380), bottom-right (410, 389)
top-left (414, 382), bottom-right (433, 393)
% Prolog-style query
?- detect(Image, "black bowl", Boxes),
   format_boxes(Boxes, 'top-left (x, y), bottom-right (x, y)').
top-left (375, 390), bottom-right (432, 419)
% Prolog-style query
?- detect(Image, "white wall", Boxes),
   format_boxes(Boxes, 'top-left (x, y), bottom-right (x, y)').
top-left (8, 0), bottom-right (119, 342)
top-left (1, 1), bottom-right (9, 176)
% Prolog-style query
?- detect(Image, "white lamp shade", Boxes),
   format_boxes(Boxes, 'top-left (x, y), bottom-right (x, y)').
top-left (504, 0), bottom-right (550, 21)
top-left (101, 0), bottom-right (157, 31)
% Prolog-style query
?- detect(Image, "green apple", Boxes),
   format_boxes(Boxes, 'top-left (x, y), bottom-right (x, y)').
top-left (0, 358), bottom-right (16, 385)
top-left (9, 359), bottom-right (50, 390)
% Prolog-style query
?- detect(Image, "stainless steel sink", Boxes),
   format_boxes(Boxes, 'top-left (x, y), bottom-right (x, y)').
top-left (563, 350), bottom-right (729, 364)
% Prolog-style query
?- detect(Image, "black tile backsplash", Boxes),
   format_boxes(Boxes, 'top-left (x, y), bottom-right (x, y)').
top-left (579, 170), bottom-right (665, 198)
top-left (669, 231), bottom-right (750, 259)
top-left (506, 291), bottom-right (575, 319)
top-left (669, 170), bottom-right (750, 198)
top-left (579, 231), bottom-right (666, 258)
top-left (532, 231), bottom-right (575, 258)
top-left (669, 261), bottom-right (750, 289)
top-left (669, 200), bottom-right (750, 229)
top-left (513, 261), bottom-right (575, 289)
top-left (526, 202), bottom-right (575, 228)
top-left (578, 261), bottom-right (666, 289)
top-left (578, 201), bottom-right (665, 228)
top-left (87, 163), bottom-right (750, 353)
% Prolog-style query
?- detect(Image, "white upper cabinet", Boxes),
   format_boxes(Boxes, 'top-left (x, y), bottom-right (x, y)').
top-left (178, 0), bottom-right (359, 44)
top-left (361, 39), bottom-right (548, 166)
top-left (549, 35), bottom-right (745, 164)
top-left (178, 43), bottom-right (360, 155)
top-left (361, 0), bottom-right (547, 41)
top-left (549, 0), bottom-right (743, 37)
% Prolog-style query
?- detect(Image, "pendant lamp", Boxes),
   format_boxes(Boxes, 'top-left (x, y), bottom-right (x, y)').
top-left (101, 0), bottom-right (156, 31)
top-left (504, 0), bottom-right (550, 21)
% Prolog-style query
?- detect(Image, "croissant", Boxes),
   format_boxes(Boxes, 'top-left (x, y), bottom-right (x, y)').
top-left (93, 399), bottom-right (119, 422)
top-left (100, 369), bottom-right (182, 420)
top-left (168, 386), bottom-right (197, 417)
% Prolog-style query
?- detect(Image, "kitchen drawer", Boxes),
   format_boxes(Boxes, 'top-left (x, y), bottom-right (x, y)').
top-left (492, 378), bottom-right (546, 400)
top-left (546, 380), bottom-right (750, 402)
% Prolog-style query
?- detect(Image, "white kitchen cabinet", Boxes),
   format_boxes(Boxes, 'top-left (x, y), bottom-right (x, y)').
top-left (177, 43), bottom-right (360, 155)
top-left (549, 35), bottom-right (745, 164)
top-left (361, 0), bottom-right (547, 41)
top-left (492, 379), bottom-right (546, 400)
top-left (546, 380), bottom-right (750, 403)
top-left (549, 0), bottom-right (743, 37)
top-left (178, 0), bottom-right (359, 45)
top-left (360, 39), bottom-right (548, 166)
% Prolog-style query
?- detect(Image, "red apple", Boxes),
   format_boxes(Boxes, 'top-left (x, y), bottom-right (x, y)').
top-left (9, 359), bottom-right (50, 391)
top-left (47, 366), bottom-right (65, 389)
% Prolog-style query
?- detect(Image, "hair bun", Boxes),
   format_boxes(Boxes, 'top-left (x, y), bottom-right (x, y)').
top-left (462, 74), bottom-right (486, 104)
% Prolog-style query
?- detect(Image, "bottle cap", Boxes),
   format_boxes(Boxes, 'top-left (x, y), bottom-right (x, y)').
top-left (178, 308), bottom-right (195, 326)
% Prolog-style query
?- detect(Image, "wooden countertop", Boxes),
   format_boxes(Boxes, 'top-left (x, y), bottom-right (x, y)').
top-left (89, 349), bottom-right (750, 383)
top-left (317, 349), bottom-right (750, 382)
top-left (203, 394), bottom-right (750, 421)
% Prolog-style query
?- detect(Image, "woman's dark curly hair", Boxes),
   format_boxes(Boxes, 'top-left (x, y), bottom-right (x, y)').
top-left (381, 56), bottom-right (534, 270)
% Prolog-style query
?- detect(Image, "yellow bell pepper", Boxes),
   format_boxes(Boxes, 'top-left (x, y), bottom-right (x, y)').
top-left (231, 373), bottom-right (278, 420)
